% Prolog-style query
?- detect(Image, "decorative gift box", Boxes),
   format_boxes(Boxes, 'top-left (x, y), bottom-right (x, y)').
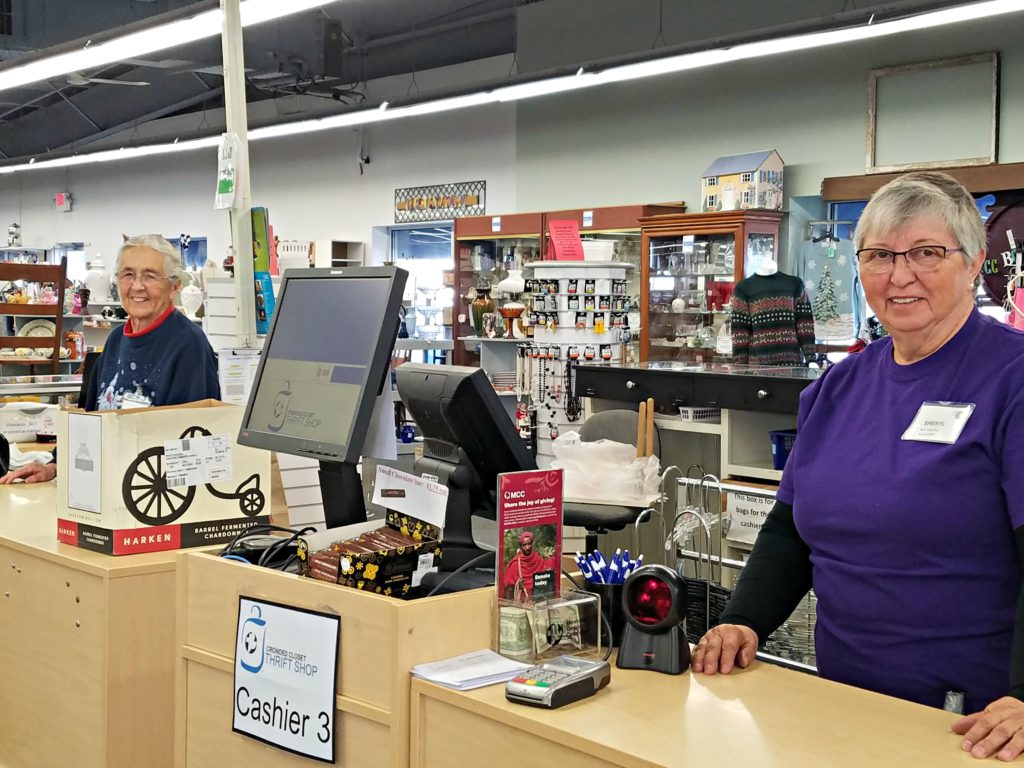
top-left (56, 399), bottom-right (271, 555)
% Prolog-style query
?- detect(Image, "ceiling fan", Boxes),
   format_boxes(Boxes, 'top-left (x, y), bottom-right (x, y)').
top-left (66, 72), bottom-right (150, 87)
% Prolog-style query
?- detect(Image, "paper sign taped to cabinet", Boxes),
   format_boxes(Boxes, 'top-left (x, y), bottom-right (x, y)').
top-left (726, 490), bottom-right (775, 545)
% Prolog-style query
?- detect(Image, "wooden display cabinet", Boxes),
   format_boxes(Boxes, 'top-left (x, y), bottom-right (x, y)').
top-left (452, 212), bottom-right (542, 366)
top-left (640, 210), bottom-right (784, 362)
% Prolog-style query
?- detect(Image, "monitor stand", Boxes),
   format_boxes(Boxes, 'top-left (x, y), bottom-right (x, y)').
top-left (416, 483), bottom-right (496, 594)
top-left (436, 484), bottom-right (496, 572)
top-left (319, 460), bottom-right (368, 528)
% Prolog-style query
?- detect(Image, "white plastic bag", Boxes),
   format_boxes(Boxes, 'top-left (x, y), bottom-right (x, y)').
top-left (551, 431), bottom-right (661, 502)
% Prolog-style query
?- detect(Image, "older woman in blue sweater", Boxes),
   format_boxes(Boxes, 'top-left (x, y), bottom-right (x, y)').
top-left (1, 234), bottom-right (219, 484)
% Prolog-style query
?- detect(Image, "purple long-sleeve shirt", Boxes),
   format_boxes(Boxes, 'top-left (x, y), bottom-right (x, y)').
top-left (779, 309), bottom-right (1024, 712)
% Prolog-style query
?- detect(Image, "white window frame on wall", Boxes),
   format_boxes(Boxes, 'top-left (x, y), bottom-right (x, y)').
top-left (741, 172), bottom-right (753, 183)
top-left (706, 194), bottom-right (718, 210)
top-left (741, 189), bottom-right (751, 206)
top-left (705, 176), bottom-right (718, 187)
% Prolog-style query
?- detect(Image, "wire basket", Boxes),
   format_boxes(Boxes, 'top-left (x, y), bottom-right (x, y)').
top-left (685, 578), bottom-right (733, 644)
top-left (678, 406), bottom-right (722, 423)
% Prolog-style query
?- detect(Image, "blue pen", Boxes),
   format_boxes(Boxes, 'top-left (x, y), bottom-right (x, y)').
top-left (592, 550), bottom-right (607, 573)
top-left (593, 568), bottom-right (606, 584)
top-left (608, 558), bottom-right (620, 584)
top-left (578, 555), bottom-right (594, 581)
top-left (623, 549), bottom-right (631, 567)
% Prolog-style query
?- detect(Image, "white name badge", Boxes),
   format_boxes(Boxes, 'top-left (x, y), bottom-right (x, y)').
top-left (901, 401), bottom-right (975, 444)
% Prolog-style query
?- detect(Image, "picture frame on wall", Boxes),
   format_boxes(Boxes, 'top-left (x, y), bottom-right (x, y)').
top-left (866, 52), bottom-right (999, 174)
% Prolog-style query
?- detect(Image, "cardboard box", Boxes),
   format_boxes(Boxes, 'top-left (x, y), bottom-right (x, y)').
top-left (56, 399), bottom-right (271, 555)
top-left (306, 512), bottom-right (441, 599)
top-left (0, 401), bottom-right (57, 442)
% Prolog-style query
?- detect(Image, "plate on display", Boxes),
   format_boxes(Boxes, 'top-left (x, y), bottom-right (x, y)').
top-left (17, 319), bottom-right (56, 338)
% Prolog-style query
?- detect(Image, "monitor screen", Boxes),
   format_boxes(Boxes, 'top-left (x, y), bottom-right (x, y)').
top-left (239, 267), bottom-right (407, 464)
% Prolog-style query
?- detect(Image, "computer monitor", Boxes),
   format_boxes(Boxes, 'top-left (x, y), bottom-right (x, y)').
top-left (395, 363), bottom-right (537, 572)
top-left (239, 266), bottom-right (408, 527)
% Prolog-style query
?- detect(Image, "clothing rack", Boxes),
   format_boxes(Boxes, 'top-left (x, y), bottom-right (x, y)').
top-left (806, 219), bottom-right (853, 242)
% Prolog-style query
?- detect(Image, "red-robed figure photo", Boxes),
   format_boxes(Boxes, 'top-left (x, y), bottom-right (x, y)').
top-left (503, 530), bottom-right (557, 602)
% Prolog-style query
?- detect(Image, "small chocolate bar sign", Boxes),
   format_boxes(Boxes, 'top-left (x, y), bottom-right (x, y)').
top-left (381, 488), bottom-right (406, 499)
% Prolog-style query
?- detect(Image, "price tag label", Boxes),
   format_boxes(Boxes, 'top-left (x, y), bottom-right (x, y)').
top-left (164, 433), bottom-right (234, 488)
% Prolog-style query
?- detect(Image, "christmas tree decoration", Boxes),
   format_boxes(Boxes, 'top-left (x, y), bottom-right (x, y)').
top-left (813, 265), bottom-right (840, 323)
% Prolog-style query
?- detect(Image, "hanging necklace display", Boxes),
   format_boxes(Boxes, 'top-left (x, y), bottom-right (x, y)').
top-left (564, 359), bottom-right (582, 422)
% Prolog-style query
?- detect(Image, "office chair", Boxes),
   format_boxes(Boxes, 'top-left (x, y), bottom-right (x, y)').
top-left (76, 351), bottom-right (102, 410)
top-left (562, 409), bottom-right (662, 554)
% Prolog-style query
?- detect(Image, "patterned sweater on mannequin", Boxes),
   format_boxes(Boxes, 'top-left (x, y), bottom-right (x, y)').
top-left (731, 272), bottom-right (815, 366)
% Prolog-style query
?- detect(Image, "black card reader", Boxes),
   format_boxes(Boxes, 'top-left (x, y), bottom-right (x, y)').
top-left (505, 655), bottom-right (610, 709)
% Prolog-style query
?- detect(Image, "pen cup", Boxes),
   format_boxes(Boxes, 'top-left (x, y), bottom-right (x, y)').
top-left (586, 582), bottom-right (625, 647)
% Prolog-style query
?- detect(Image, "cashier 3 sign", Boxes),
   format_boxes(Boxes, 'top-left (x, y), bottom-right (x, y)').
top-left (233, 597), bottom-right (341, 763)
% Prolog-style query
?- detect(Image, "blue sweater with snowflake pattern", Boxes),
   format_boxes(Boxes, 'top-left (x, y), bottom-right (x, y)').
top-left (85, 305), bottom-right (219, 411)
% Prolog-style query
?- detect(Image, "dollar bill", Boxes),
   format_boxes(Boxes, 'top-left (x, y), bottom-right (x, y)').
top-left (499, 606), bottom-right (534, 662)
top-left (529, 606), bottom-right (551, 656)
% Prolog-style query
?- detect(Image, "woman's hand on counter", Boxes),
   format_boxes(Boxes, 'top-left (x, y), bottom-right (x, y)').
top-left (691, 623), bottom-right (758, 674)
top-left (952, 696), bottom-right (1024, 761)
top-left (0, 462), bottom-right (56, 484)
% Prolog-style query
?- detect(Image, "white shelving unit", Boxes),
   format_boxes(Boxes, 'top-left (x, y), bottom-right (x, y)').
top-left (721, 409), bottom-right (796, 483)
top-left (529, 261), bottom-right (633, 462)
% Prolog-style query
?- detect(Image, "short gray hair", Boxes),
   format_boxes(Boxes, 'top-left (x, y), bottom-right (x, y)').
top-left (115, 234), bottom-right (183, 284)
top-left (854, 171), bottom-right (986, 270)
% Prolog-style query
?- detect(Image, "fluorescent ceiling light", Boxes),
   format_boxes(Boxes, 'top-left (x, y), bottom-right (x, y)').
top-left (0, 0), bottom-right (331, 94)
top-left (2, 0), bottom-right (1022, 175)
top-left (0, 136), bottom-right (219, 175)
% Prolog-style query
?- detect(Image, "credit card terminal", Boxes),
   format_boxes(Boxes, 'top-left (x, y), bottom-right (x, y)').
top-left (505, 655), bottom-right (611, 709)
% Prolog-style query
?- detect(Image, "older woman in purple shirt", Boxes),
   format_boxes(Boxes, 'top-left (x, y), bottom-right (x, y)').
top-left (692, 171), bottom-right (1024, 762)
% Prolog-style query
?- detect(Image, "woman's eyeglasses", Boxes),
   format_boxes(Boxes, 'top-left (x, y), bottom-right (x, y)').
top-left (855, 245), bottom-right (963, 274)
top-left (117, 270), bottom-right (169, 286)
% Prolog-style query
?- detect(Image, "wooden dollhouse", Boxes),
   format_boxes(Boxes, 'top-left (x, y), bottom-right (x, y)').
top-left (701, 150), bottom-right (784, 212)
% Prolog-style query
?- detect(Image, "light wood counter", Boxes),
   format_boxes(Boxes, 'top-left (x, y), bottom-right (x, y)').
top-left (175, 551), bottom-right (495, 768)
top-left (0, 483), bottom-right (178, 768)
top-left (411, 656), bottom-right (974, 768)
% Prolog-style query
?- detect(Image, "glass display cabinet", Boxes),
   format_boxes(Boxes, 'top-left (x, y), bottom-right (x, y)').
top-left (452, 212), bottom-right (542, 366)
top-left (640, 210), bottom-right (784, 362)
